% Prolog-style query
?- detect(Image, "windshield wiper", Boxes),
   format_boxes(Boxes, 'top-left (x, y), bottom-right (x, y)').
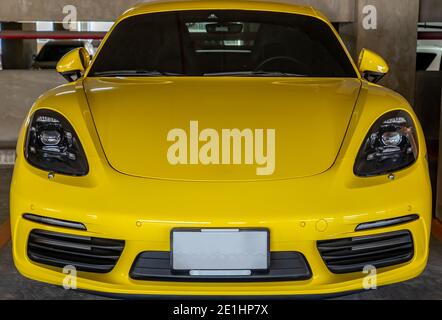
top-left (203, 71), bottom-right (307, 77)
top-left (92, 70), bottom-right (182, 77)
top-left (92, 70), bottom-right (306, 77)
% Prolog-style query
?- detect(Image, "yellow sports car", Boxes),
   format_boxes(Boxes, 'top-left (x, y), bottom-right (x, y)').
top-left (10, 0), bottom-right (432, 297)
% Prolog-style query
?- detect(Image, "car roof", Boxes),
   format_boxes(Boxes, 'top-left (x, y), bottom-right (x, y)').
top-left (121, 0), bottom-right (325, 22)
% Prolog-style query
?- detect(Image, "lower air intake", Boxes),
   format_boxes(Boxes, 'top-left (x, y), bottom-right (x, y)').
top-left (27, 229), bottom-right (125, 273)
top-left (130, 251), bottom-right (311, 282)
top-left (317, 230), bottom-right (414, 274)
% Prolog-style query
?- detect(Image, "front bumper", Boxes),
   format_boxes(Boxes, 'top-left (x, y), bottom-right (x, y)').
top-left (10, 155), bottom-right (432, 297)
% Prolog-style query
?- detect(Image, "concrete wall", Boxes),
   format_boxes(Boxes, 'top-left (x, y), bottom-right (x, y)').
top-left (420, 0), bottom-right (442, 22)
top-left (277, 0), bottom-right (356, 22)
top-left (415, 71), bottom-right (441, 216)
top-left (0, 0), bottom-right (138, 22)
top-left (0, 0), bottom-right (355, 22)
top-left (0, 71), bottom-right (64, 144)
top-left (415, 72), bottom-right (442, 142)
top-left (438, 84), bottom-right (442, 221)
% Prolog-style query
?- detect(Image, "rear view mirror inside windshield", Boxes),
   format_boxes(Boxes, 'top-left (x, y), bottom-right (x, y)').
top-left (206, 22), bottom-right (243, 34)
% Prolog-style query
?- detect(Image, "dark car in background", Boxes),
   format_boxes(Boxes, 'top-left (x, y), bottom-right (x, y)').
top-left (32, 40), bottom-right (94, 69)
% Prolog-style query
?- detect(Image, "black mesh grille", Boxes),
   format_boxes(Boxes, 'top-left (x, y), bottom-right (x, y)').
top-left (317, 230), bottom-right (414, 274)
top-left (27, 229), bottom-right (125, 273)
top-left (130, 251), bottom-right (311, 282)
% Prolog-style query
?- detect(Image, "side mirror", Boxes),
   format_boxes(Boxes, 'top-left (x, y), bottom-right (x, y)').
top-left (56, 47), bottom-right (91, 82)
top-left (358, 48), bottom-right (389, 83)
top-left (32, 54), bottom-right (37, 61)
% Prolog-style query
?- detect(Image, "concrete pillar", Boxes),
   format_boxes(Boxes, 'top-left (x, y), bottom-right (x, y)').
top-left (437, 87), bottom-right (442, 220)
top-left (419, 0), bottom-right (442, 223)
top-left (340, 0), bottom-right (420, 104)
top-left (1, 23), bottom-right (36, 69)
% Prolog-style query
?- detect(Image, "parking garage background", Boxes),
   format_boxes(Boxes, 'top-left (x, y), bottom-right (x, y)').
top-left (0, 0), bottom-right (442, 300)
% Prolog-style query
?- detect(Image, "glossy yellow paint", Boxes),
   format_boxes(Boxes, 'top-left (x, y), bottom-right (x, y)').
top-left (10, 0), bottom-right (431, 297)
top-left (56, 47), bottom-right (91, 75)
top-left (83, 77), bottom-right (362, 181)
top-left (358, 48), bottom-right (390, 75)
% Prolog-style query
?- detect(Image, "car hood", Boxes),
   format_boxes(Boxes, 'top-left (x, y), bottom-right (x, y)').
top-left (83, 77), bottom-right (361, 181)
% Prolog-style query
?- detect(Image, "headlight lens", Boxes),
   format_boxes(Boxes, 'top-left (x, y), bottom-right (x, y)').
top-left (25, 109), bottom-right (88, 176)
top-left (354, 110), bottom-right (418, 177)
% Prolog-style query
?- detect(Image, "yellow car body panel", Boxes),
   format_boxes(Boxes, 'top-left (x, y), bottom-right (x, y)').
top-left (82, 77), bottom-right (362, 181)
top-left (10, 0), bottom-right (432, 297)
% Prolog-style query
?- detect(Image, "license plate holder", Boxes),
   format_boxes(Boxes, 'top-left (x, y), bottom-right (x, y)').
top-left (171, 228), bottom-right (270, 272)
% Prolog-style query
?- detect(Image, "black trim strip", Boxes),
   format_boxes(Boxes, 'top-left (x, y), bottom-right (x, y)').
top-left (23, 213), bottom-right (87, 230)
top-left (355, 214), bottom-right (419, 231)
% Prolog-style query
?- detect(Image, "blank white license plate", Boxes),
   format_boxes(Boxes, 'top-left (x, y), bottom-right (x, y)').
top-left (172, 229), bottom-right (269, 271)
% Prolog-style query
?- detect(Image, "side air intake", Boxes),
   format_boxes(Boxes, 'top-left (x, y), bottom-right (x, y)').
top-left (28, 229), bottom-right (125, 273)
top-left (317, 230), bottom-right (413, 274)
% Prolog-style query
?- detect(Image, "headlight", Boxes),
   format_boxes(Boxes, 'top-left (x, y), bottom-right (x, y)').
top-left (354, 110), bottom-right (418, 177)
top-left (25, 109), bottom-right (88, 176)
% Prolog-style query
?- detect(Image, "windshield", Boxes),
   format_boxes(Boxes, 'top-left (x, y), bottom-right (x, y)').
top-left (89, 10), bottom-right (357, 77)
top-left (36, 44), bottom-right (82, 62)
